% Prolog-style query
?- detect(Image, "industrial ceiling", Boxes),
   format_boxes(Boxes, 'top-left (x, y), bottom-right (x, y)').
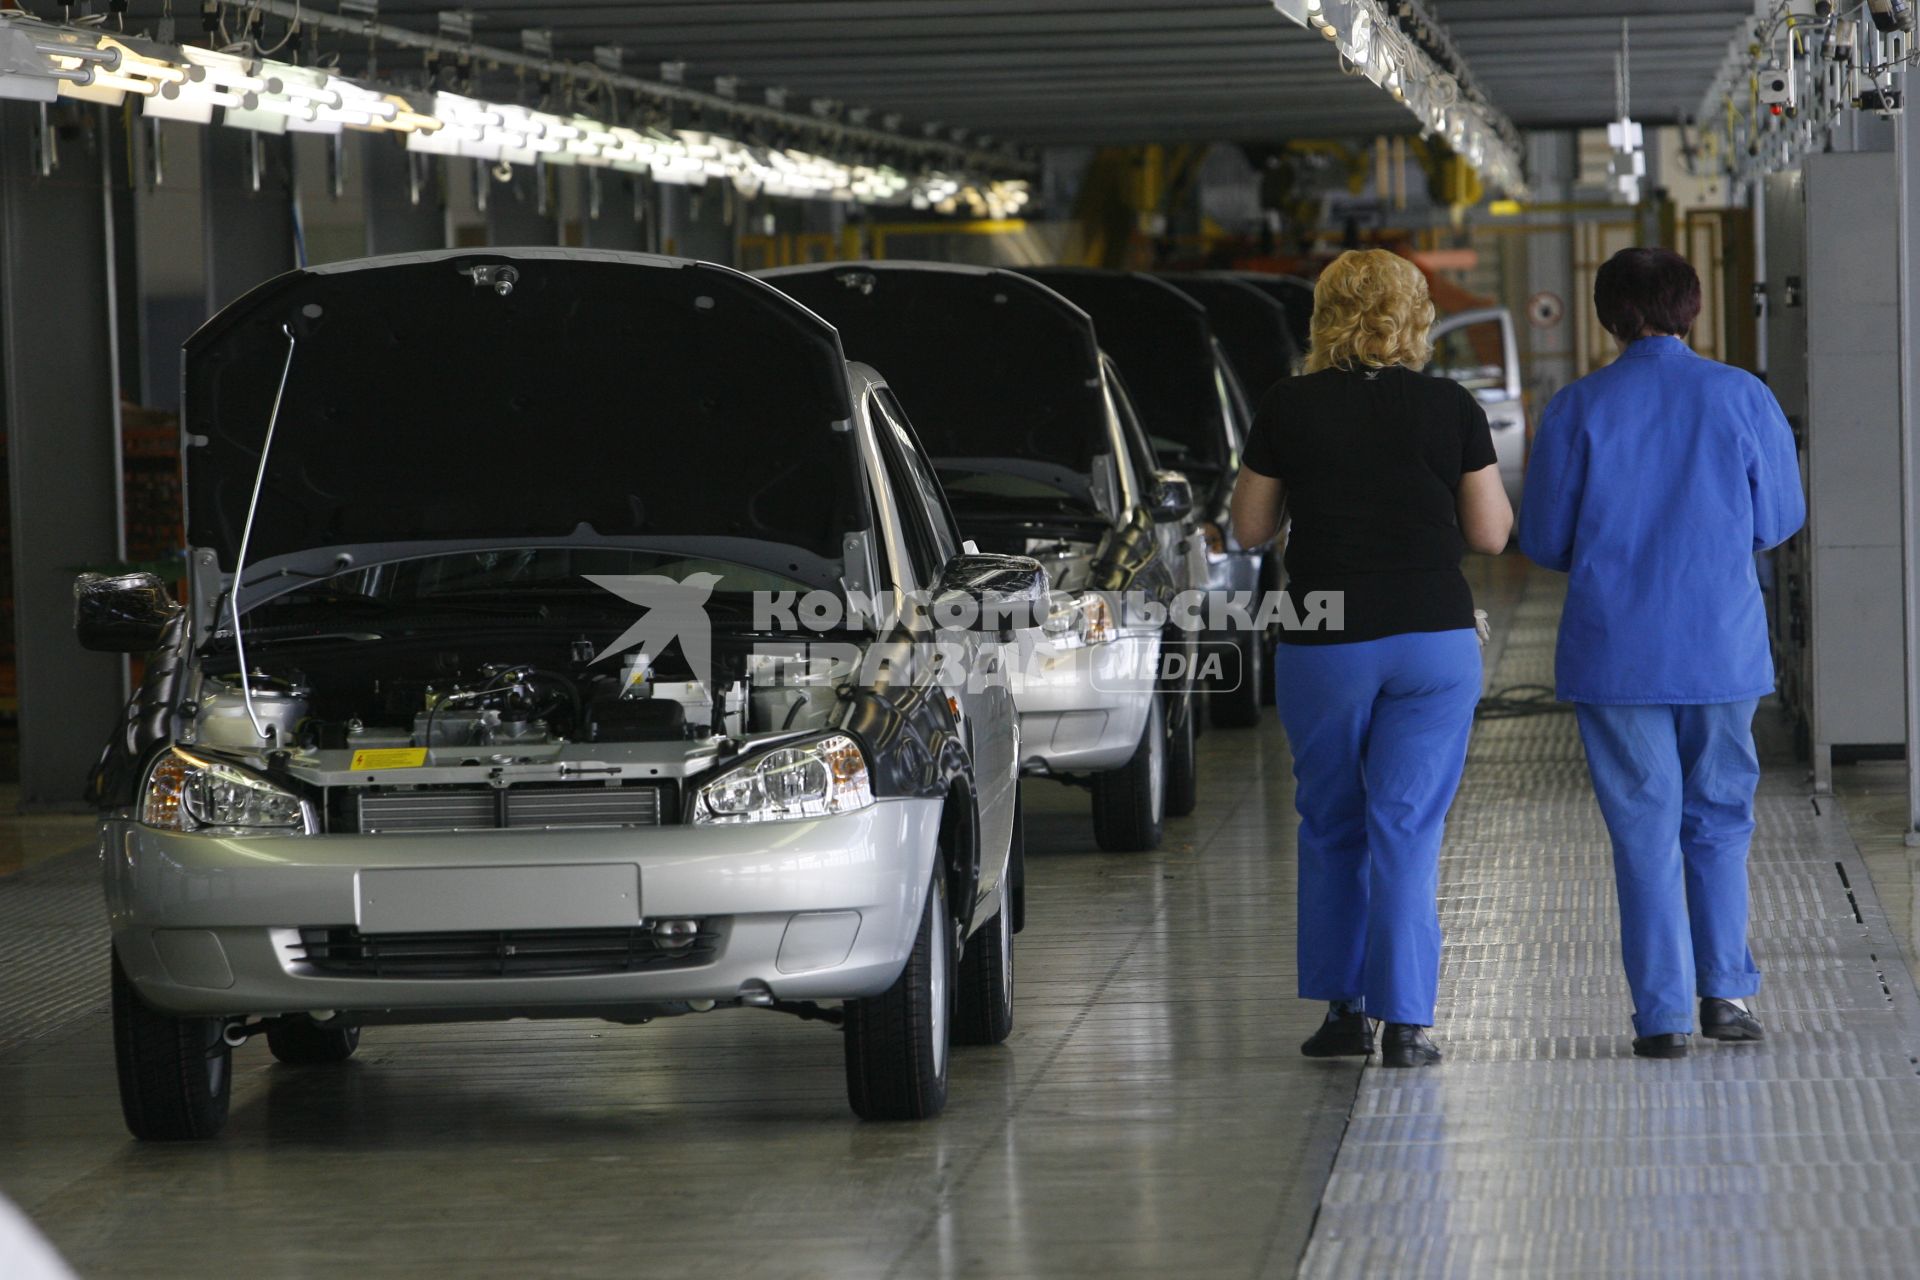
top-left (349, 1), bottom-right (1755, 142)
top-left (118, 1), bottom-right (1759, 144)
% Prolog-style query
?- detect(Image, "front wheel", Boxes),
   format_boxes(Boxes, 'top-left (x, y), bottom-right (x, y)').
top-left (112, 948), bottom-right (231, 1141)
top-left (844, 868), bottom-right (954, 1120)
top-left (1092, 694), bottom-right (1166, 852)
top-left (1165, 690), bottom-right (1198, 818)
top-left (956, 876), bottom-right (1015, 1046)
top-left (1208, 629), bottom-right (1266, 728)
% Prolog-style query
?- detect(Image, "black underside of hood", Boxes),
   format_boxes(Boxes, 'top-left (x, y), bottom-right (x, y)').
top-left (1163, 274), bottom-right (1298, 401)
top-left (762, 262), bottom-right (1110, 475)
top-left (184, 250), bottom-right (861, 572)
top-left (1016, 268), bottom-right (1228, 467)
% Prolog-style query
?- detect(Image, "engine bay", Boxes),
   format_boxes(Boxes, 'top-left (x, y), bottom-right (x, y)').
top-left (190, 629), bottom-right (850, 760)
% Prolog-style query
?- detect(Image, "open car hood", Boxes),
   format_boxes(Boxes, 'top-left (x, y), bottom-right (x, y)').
top-left (1015, 268), bottom-right (1229, 473)
top-left (1162, 273), bottom-right (1298, 399)
top-left (184, 250), bottom-right (863, 591)
top-left (759, 261), bottom-right (1111, 485)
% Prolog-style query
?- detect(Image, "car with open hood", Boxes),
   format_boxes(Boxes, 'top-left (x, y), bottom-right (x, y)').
top-left (1016, 267), bottom-right (1272, 727)
top-left (1231, 272), bottom-right (1316, 355)
top-left (78, 248), bottom-right (1041, 1137)
top-left (1162, 272), bottom-right (1300, 404)
top-left (761, 261), bottom-right (1204, 852)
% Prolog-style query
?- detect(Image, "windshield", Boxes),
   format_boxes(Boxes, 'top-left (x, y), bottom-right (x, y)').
top-left (935, 462), bottom-right (1104, 521)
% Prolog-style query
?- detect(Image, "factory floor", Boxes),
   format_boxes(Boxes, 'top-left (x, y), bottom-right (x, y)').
top-left (5, 557), bottom-right (1920, 1279)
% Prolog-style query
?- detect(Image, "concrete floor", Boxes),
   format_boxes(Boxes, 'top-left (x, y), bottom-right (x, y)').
top-left (6, 556), bottom-right (1920, 1279)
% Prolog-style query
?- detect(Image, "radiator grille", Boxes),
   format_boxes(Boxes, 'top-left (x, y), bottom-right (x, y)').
top-left (289, 923), bottom-right (720, 979)
top-left (351, 784), bottom-right (667, 834)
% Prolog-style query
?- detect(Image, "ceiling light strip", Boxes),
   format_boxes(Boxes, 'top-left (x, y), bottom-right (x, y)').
top-left (1272, 0), bottom-right (1528, 198)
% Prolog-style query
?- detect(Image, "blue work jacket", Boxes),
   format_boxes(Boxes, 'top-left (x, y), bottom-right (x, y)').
top-left (1518, 336), bottom-right (1806, 705)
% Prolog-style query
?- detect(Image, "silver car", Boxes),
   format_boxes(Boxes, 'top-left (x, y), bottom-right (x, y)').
top-left (80, 249), bottom-right (1037, 1138)
top-left (763, 262), bottom-right (1207, 853)
top-left (1427, 306), bottom-right (1528, 513)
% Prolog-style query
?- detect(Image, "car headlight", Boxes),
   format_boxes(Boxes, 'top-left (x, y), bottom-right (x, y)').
top-left (1042, 590), bottom-right (1116, 649)
top-left (142, 748), bottom-right (312, 835)
top-left (693, 733), bottom-right (874, 825)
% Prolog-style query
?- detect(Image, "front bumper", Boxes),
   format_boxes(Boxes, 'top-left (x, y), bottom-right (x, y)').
top-left (103, 797), bottom-right (941, 1018)
top-left (1009, 632), bottom-right (1158, 774)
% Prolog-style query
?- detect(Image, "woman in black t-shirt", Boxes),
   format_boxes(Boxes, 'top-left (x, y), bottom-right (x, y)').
top-left (1230, 249), bottom-right (1512, 1069)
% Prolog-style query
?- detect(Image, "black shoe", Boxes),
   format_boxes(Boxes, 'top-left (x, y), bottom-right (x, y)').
top-left (1700, 998), bottom-right (1765, 1042)
top-left (1632, 1032), bottom-right (1690, 1059)
top-left (1379, 1023), bottom-right (1441, 1068)
top-left (1300, 1009), bottom-right (1374, 1058)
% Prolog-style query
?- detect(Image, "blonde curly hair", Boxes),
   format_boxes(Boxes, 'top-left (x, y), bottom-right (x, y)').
top-left (1304, 249), bottom-right (1435, 374)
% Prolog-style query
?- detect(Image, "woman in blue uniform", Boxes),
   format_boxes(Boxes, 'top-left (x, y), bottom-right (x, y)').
top-left (1520, 247), bottom-right (1805, 1060)
top-left (1231, 250), bottom-right (1513, 1068)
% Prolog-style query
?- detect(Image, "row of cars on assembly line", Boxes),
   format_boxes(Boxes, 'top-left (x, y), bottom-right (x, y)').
top-left (75, 248), bottom-right (1527, 1138)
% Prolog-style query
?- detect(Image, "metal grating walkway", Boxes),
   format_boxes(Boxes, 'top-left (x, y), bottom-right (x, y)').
top-left (1299, 575), bottom-right (1920, 1279)
top-left (0, 841), bottom-right (108, 1058)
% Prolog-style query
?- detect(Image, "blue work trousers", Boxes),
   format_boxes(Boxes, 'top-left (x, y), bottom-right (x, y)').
top-left (1274, 629), bottom-right (1481, 1026)
top-left (1574, 701), bottom-right (1764, 1036)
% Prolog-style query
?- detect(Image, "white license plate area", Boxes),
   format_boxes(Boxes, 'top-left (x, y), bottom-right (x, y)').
top-left (355, 864), bottom-right (640, 933)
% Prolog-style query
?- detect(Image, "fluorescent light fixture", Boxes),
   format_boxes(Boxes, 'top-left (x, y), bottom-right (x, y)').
top-left (1337, 5), bottom-right (1372, 64)
top-left (181, 46), bottom-right (271, 94)
top-left (60, 68), bottom-right (161, 105)
top-left (406, 91), bottom-right (500, 157)
top-left (0, 20), bottom-right (117, 102)
top-left (100, 38), bottom-right (189, 85)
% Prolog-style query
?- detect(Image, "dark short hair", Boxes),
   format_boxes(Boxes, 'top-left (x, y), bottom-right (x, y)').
top-left (1593, 247), bottom-right (1702, 341)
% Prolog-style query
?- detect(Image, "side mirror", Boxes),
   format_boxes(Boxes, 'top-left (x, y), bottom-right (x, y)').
top-left (1150, 470), bottom-right (1194, 522)
top-left (74, 572), bottom-right (183, 653)
top-left (930, 553), bottom-right (1049, 631)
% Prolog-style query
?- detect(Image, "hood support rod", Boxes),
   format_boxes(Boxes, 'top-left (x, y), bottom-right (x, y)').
top-left (229, 324), bottom-right (299, 747)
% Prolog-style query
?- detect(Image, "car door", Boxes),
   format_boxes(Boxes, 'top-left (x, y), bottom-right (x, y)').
top-left (869, 390), bottom-right (1020, 907)
top-left (1104, 361), bottom-right (1207, 594)
top-left (1430, 307), bottom-right (1526, 511)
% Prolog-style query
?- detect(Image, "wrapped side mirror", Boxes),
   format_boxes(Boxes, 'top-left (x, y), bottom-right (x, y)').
top-left (74, 572), bottom-right (183, 653)
top-left (930, 554), bottom-right (1049, 632)
top-left (1150, 470), bottom-right (1194, 522)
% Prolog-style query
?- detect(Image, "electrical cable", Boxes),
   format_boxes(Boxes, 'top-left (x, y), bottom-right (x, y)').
top-left (1474, 684), bottom-right (1573, 721)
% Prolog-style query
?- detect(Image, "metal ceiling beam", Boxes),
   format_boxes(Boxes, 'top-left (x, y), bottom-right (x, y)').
top-left (115, 0), bottom-right (1754, 143)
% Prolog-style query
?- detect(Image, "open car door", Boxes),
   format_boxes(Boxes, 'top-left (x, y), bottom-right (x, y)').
top-left (1430, 306), bottom-right (1525, 512)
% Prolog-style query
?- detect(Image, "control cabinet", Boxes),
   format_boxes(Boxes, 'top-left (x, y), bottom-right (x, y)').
top-left (1765, 154), bottom-right (1906, 790)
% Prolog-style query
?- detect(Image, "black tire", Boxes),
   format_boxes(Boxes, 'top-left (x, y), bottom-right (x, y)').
top-left (844, 869), bottom-right (954, 1121)
top-left (1166, 690), bottom-right (1198, 818)
top-left (1092, 695), bottom-right (1166, 852)
top-left (1209, 629), bottom-right (1265, 728)
top-left (955, 884), bottom-right (1015, 1045)
top-left (111, 947), bottom-right (232, 1142)
top-left (1259, 556), bottom-right (1283, 706)
top-left (267, 1018), bottom-right (361, 1065)
top-left (1008, 789), bottom-right (1027, 935)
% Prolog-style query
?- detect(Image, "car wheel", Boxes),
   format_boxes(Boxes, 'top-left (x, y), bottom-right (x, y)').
top-left (1166, 690), bottom-right (1198, 818)
top-left (112, 947), bottom-right (231, 1141)
top-left (267, 1019), bottom-right (362, 1065)
top-left (844, 867), bottom-right (953, 1121)
top-left (1208, 629), bottom-right (1265, 728)
top-left (1008, 788), bottom-right (1027, 935)
top-left (956, 872), bottom-right (1016, 1046)
top-left (1258, 557), bottom-right (1283, 706)
top-left (1091, 694), bottom-right (1166, 852)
